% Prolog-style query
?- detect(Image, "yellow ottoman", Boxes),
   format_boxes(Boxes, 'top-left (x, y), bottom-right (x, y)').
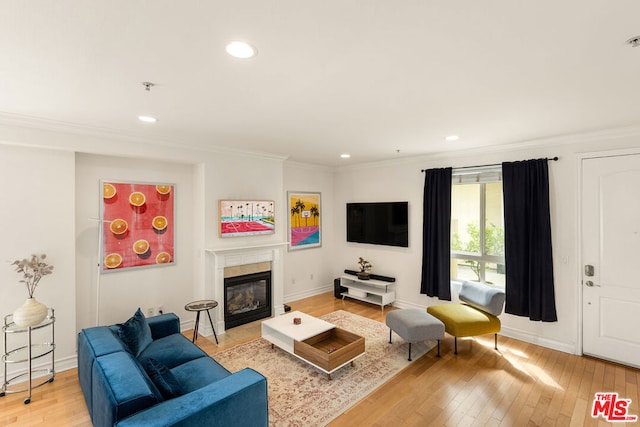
top-left (427, 304), bottom-right (500, 354)
top-left (426, 281), bottom-right (505, 354)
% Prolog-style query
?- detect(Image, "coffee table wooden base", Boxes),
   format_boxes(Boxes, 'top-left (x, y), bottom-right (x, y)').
top-left (261, 311), bottom-right (365, 379)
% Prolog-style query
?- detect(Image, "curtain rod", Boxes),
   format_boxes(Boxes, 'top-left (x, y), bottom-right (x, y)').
top-left (421, 156), bottom-right (558, 172)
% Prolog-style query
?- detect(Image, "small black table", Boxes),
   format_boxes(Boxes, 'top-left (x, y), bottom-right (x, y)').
top-left (184, 300), bottom-right (219, 344)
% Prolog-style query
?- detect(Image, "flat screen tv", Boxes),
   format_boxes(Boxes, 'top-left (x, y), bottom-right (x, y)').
top-left (346, 202), bottom-right (408, 247)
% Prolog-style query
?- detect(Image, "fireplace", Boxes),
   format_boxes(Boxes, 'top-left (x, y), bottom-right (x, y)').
top-left (207, 243), bottom-right (286, 335)
top-left (224, 271), bottom-right (272, 329)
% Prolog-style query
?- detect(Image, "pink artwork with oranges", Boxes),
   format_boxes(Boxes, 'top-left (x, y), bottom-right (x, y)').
top-left (101, 181), bottom-right (175, 271)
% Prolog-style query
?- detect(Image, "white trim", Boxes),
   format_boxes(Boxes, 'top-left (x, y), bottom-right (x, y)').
top-left (180, 319), bottom-right (223, 339)
top-left (206, 245), bottom-right (286, 334)
top-left (55, 355), bottom-right (78, 373)
top-left (382, 299), bottom-right (577, 354)
top-left (576, 152), bottom-right (584, 357)
top-left (205, 242), bottom-right (288, 254)
top-left (334, 125), bottom-right (640, 172)
top-left (4, 354), bottom-right (77, 379)
top-left (390, 299), bottom-right (425, 310)
top-left (0, 112), bottom-right (289, 163)
top-left (500, 326), bottom-right (577, 355)
top-left (284, 285), bottom-right (333, 304)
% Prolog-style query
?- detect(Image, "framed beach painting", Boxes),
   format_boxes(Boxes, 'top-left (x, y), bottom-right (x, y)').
top-left (287, 191), bottom-right (321, 250)
top-left (219, 200), bottom-right (275, 237)
top-left (100, 181), bottom-right (175, 272)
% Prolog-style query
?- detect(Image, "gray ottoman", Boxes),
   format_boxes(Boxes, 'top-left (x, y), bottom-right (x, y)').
top-left (386, 309), bottom-right (445, 361)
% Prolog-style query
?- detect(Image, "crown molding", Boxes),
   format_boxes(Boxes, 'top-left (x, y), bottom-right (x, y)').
top-left (284, 159), bottom-right (334, 172)
top-left (334, 124), bottom-right (640, 172)
top-left (0, 111), bottom-right (289, 163)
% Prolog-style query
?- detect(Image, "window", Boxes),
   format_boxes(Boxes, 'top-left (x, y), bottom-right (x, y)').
top-left (450, 168), bottom-right (505, 287)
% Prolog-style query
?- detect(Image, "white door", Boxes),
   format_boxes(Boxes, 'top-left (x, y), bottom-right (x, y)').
top-left (582, 153), bottom-right (640, 368)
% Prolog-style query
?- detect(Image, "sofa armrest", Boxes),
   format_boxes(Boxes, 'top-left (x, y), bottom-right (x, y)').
top-left (78, 326), bottom-right (129, 415)
top-left (147, 313), bottom-right (180, 340)
top-left (115, 368), bottom-right (268, 427)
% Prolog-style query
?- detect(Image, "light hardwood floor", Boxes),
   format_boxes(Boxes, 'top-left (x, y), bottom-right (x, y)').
top-left (1, 292), bottom-right (638, 426)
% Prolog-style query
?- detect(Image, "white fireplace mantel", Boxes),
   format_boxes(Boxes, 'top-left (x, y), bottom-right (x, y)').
top-left (205, 242), bottom-right (289, 255)
top-left (204, 242), bottom-right (287, 335)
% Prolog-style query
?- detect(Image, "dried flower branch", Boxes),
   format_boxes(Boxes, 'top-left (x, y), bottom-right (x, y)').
top-left (11, 254), bottom-right (54, 298)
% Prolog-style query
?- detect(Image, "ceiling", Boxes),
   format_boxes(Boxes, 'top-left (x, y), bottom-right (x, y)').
top-left (1, 1), bottom-right (640, 166)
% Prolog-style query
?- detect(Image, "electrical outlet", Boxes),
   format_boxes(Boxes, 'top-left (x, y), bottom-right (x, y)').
top-left (310, 274), bottom-right (314, 280)
top-left (146, 308), bottom-right (154, 317)
top-left (291, 278), bottom-right (296, 284)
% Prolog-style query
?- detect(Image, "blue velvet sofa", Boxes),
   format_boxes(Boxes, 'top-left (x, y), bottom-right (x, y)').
top-left (78, 310), bottom-right (268, 427)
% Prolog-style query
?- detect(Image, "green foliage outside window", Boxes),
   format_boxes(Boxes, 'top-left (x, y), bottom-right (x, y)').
top-left (452, 222), bottom-right (504, 281)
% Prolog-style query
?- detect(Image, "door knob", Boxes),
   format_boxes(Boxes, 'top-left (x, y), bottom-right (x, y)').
top-left (585, 280), bottom-right (600, 287)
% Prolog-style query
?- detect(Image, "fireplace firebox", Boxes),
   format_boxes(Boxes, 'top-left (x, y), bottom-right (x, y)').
top-left (224, 271), bottom-right (272, 329)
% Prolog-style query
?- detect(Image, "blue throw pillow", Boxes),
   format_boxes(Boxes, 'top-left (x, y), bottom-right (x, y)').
top-left (118, 308), bottom-right (153, 357)
top-left (141, 357), bottom-right (183, 399)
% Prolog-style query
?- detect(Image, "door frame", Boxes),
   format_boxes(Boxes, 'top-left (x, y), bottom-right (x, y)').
top-left (577, 147), bottom-right (640, 357)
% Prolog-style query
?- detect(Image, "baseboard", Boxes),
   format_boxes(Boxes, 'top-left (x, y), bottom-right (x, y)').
top-left (6, 354), bottom-right (77, 378)
top-left (279, 291), bottom-right (578, 356)
top-left (181, 319), bottom-right (227, 336)
top-left (500, 326), bottom-right (577, 355)
top-left (390, 299), bottom-right (424, 309)
top-left (180, 320), bottom-right (193, 332)
top-left (56, 354), bottom-right (78, 372)
top-left (284, 285), bottom-right (333, 304)
top-left (390, 300), bottom-right (578, 355)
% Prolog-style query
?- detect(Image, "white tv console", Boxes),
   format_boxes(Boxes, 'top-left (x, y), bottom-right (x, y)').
top-left (340, 275), bottom-right (395, 311)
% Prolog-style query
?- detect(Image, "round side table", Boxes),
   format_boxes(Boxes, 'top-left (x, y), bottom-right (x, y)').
top-left (184, 300), bottom-right (219, 345)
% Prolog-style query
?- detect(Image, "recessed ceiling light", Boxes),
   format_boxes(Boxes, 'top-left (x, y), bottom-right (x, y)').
top-left (445, 135), bottom-right (459, 141)
top-left (226, 41), bottom-right (257, 59)
top-left (340, 153), bottom-right (351, 159)
top-left (138, 116), bottom-right (157, 123)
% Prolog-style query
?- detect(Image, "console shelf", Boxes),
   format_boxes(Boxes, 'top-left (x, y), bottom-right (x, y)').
top-left (2, 308), bottom-right (55, 404)
top-left (340, 275), bottom-right (395, 311)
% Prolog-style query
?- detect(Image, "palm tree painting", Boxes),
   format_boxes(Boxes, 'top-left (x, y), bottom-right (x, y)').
top-left (287, 192), bottom-right (321, 250)
top-left (219, 200), bottom-right (275, 237)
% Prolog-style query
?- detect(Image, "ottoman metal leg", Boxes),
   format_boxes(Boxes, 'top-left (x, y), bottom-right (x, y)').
top-left (386, 309), bottom-right (445, 361)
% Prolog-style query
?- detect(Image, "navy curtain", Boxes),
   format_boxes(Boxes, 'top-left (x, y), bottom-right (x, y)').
top-left (420, 167), bottom-right (452, 300)
top-left (502, 159), bottom-right (557, 321)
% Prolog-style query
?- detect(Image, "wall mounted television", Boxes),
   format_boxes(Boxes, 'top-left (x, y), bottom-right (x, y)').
top-left (346, 202), bottom-right (409, 247)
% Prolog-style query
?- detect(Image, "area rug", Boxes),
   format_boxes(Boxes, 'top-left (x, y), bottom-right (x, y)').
top-left (214, 310), bottom-right (436, 426)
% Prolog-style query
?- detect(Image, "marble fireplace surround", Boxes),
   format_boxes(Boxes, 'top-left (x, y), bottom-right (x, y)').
top-left (205, 243), bottom-right (287, 335)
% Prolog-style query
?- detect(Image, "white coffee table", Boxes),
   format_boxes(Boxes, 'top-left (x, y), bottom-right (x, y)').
top-left (261, 311), bottom-right (365, 379)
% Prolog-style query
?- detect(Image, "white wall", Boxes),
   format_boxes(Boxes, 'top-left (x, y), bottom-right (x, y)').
top-left (201, 152), bottom-right (286, 332)
top-left (0, 144), bottom-right (77, 373)
top-left (332, 129), bottom-right (640, 354)
top-left (203, 154), bottom-right (286, 251)
top-left (0, 121), bottom-right (287, 375)
top-left (75, 153), bottom-right (197, 329)
top-left (73, 148), bottom-right (287, 339)
top-left (2, 118), bottom-right (639, 373)
top-left (283, 162), bottom-right (335, 302)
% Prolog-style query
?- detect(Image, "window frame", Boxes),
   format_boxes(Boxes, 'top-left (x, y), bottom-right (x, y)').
top-left (450, 168), bottom-right (505, 286)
